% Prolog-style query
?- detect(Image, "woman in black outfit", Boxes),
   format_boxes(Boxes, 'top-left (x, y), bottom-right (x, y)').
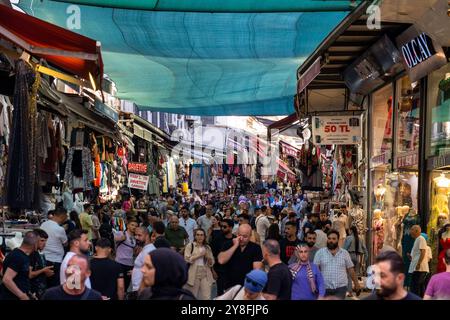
top-left (64, 210), bottom-right (82, 235)
top-left (138, 248), bottom-right (196, 300)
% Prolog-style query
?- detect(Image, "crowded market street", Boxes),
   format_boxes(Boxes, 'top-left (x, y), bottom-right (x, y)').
top-left (0, 0), bottom-right (450, 303)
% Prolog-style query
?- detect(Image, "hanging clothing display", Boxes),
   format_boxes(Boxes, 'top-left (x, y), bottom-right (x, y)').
top-left (64, 147), bottom-right (94, 191)
top-left (191, 164), bottom-right (203, 191)
top-left (6, 59), bottom-right (39, 209)
top-left (0, 95), bottom-right (11, 205)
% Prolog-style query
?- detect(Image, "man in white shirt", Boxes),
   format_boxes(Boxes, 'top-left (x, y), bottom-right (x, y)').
top-left (408, 225), bottom-right (429, 297)
top-left (60, 229), bottom-right (92, 288)
top-left (179, 206), bottom-right (197, 242)
top-left (40, 208), bottom-right (68, 287)
top-left (256, 206), bottom-right (271, 242)
top-left (197, 203), bottom-right (214, 234)
top-left (131, 227), bottom-right (156, 292)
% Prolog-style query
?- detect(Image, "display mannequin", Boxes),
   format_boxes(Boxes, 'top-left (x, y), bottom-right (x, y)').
top-left (392, 205), bottom-right (410, 253)
top-left (372, 209), bottom-right (385, 257)
top-left (428, 174), bottom-right (450, 235)
top-left (374, 184), bottom-right (386, 208)
top-left (350, 205), bottom-right (366, 238)
top-left (331, 209), bottom-right (348, 247)
top-left (437, 223), bottom-right (450, 273)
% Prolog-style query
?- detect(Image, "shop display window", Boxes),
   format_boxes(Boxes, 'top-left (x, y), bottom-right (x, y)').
top-left (395, 75), bottom-right (420, 169)
top-left (371, 170), bottom-right (419, 274)
top-left (428, 64), bottom-right (450, 157)
top-left (428, 171), bottom-right (450, 273)
top-left (371, 84), bottom-right (393, 160)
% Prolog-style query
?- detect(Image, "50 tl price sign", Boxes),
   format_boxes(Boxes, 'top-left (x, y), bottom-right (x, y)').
top-left (312, 115), bottom-right (362, 145)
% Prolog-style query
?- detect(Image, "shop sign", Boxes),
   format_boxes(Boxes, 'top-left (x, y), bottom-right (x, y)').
top-left (94, 99), bottom-right (119, 122)
top-left (427, 153), bottom-right (450, 170)
top-left (276, 170), bottom-right (286, 180)
top-left (396, 152), bottom-right (418, 168)
top-left (287, 173), bottom-right (297, 183)
top-left (297, 56), bottom-right (321, 93)
top-left (280, 141), bottom-right (299, 157)
top-left (128, 173), bottom-right (149, 191)
top-left (396, 25), bottom-right (447, 83)
top-left (128, 162), bottom-right (148, 174)
top-left (371, 153), bottom-right (391, 167)
top-left (344, 35), bottom-right (403, 95)
top-left (312, 116), bottom-right (361, 145)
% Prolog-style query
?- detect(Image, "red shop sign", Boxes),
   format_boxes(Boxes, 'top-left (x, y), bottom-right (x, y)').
top-left (128, 162), bottom-right (148, 174)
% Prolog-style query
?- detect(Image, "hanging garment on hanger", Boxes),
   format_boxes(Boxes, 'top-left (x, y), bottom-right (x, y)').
top-left (0, 95), bottom-right (11, 143)
top-left (6, 60), bottom-right (38, 209)
top-left (64, 146), bottom-right (94, 191)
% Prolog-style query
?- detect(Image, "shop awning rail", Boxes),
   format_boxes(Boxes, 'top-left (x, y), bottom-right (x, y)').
top-left (0, 4), bottom-right (103, 89)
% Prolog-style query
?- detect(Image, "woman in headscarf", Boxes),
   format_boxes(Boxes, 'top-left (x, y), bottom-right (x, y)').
top-left (138, 248), bottom-right (196, 300)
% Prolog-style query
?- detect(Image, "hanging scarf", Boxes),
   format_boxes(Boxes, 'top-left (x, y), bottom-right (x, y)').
top-left (290, 261), bottom-right (317, 295)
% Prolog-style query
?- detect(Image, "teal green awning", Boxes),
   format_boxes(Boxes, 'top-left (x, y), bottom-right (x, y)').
top-left (50, 0), bottom-right (359, 12)
top-left (17, 0), bottom-right (358, 116)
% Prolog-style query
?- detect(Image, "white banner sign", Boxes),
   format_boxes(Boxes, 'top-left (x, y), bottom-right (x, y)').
top-left (128, 173), bottom-right (149, 190)
top-left (312, 116), bottom-right (362, 145)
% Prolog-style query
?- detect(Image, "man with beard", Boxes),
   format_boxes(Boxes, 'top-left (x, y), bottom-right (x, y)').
top-left (313, 230), bottom-right (360, 299)
top-left (60, 230), bottom-right (92, 288)
top-left (179, 206), bottom-right (198, 242)
top-left (364, 251), bottom-right (421, 300)
top-left (131, 227), bottom-right (156, 293)
top-left (279, 222), bottom-right (301, 264)
top-left (288, 231), bottom-right (319, 264)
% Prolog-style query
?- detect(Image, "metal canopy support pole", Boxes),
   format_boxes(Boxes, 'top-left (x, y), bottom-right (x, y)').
top-left (418, 76), bottom-right (428, 231)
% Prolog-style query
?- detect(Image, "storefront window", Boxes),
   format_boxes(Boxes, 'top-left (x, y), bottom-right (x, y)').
top-left (428, 64), bottom-right (450, 157)
top-left (395, 75), bottom-right (420, 169)
top-left (426, 63), bottom-right (450, 273)
top-left (428, 171), bottom-right (450, 273)
top-left (371, 84), bottom-right (393, 161)
top-left (369, 79), bottom-right (421, 278)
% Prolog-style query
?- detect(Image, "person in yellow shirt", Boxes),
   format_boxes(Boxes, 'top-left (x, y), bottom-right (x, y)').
top-left (79, 204), bottom-right (94, 241)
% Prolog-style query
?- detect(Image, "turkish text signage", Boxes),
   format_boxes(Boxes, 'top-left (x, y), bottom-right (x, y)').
top-left (396, 25), bottom-right (447, 82)
top-left (128, 162), bottom-right (148, 174)
top-left (312, 116), bottom-right (361, 145)
top-left (128, 173), bottom-right (149, 191)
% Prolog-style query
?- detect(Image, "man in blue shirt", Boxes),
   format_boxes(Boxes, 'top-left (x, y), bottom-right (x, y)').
top-left (289, 243), bottom-right (325, 300)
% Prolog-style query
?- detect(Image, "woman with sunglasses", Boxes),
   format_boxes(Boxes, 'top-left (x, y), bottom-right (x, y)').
top-left (184, 228), bottom-right (215, 300)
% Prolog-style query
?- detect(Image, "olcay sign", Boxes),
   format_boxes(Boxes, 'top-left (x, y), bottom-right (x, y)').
top-left (396, 25), bottom-right (447, 82)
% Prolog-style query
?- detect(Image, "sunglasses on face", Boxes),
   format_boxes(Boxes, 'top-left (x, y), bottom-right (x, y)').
top-left (221, 225), bottom-right (228, 229)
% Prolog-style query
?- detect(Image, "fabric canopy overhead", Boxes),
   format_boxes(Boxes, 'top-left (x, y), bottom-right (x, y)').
top-left (17, 0), bottom-right (357, 116)
top-left (50, 0), bottom-right (359, 12)
top-left (0, 4), bottom-right (103, 88)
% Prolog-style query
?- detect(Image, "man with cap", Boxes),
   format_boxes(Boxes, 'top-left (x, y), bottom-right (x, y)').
top-left (215, 269), bottom-right (267, 300)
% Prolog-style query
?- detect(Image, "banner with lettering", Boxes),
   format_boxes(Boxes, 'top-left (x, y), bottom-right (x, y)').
top-left (128, 173), bottom-right (149, 190)
top-left (312, 116), bottom-right (362, 145)
top-left (128, 162), bottom-right (148, 174)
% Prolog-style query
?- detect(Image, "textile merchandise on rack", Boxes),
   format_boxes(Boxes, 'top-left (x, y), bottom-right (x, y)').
top-left (188, 163), bottom-right (256, 195)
